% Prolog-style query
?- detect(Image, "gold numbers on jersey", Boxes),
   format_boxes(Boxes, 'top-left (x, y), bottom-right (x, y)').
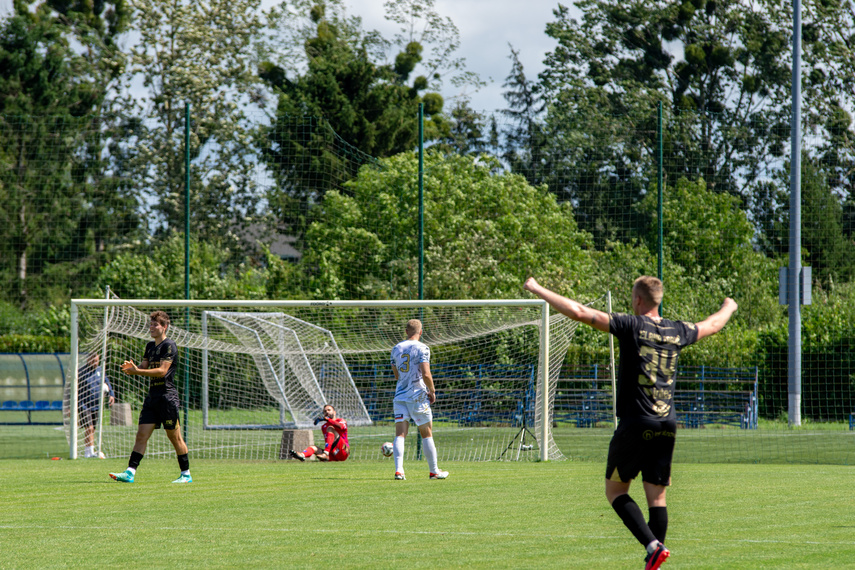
top-left (399, 354), bottom-right (410, 373)
top-left (638, 345), bottom-right (677, 386)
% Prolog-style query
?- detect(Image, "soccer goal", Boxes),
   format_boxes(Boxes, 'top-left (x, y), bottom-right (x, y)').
top-left (66, 299), bottom-right (584, 462)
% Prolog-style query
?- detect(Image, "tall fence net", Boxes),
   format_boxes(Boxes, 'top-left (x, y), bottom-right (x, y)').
top-left (2, 106), bottom-right (854, 464)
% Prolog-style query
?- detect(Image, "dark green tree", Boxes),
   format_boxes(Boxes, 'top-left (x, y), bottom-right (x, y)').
top-left (500, 45), bottom-right (547, 186)
top-left (0, 1), bottom-right (133, 308)
top-left (258, 0), bottom-right (481, 239)
top-left (536, 0), bottom-right (796, 245)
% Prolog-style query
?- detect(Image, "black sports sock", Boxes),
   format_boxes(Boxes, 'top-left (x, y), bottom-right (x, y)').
top-left (177, 453), bottom-right (190, 472)
top-left (648, 506), bottom-right (668, 544)
top-left (611, 494), bottom-right (657, 547)
top-left (129, 451), bottom-right (144, 470)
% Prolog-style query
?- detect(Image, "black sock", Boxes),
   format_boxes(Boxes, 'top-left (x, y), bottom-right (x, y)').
top-left (129, 451), bottom-right (144, 470)
top-left (648, 506), bottom-right (668, 543)
top-left (611, 494), bottom-right (657, 547)
top-left (177, 453), bottom-right (190, 472)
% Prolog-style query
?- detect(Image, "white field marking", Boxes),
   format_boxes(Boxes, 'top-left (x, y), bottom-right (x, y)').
top-left (0, 525), bottom-right (853, 545)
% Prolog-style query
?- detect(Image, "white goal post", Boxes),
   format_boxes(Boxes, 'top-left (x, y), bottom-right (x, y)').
top-left (67, 298), bottom-right (581, 462)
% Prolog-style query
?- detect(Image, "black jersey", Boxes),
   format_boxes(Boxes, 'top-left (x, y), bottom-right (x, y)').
top-left (143, 338), bottom-right (179, 397)
top-left (609, 313), bottom-right (699, 421)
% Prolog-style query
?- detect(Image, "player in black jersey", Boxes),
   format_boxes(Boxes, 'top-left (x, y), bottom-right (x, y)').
top-left (524, 276), bottom-right (737, 570)
top-left (109, 310), bottom-right (192, 484)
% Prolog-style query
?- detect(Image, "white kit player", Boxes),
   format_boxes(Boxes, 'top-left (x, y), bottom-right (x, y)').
top-left (390, 318), bottom-right (449, 481)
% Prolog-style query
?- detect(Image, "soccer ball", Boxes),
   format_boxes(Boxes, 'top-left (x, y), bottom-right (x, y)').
top-left (381, 441), bottom-right (394, 457)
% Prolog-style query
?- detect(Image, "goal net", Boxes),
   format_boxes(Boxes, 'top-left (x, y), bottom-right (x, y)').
top-left (66, 299), bottom-right (582, 462)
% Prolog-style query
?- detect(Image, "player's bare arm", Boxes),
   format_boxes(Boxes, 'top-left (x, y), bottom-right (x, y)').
top-left (694, 298), bottom-right (738, 341)
top-left (421, 362), bottom-right (436, 404)
top-left (524, 277), bottom-right (610, 332)
top-left (120, 359), bottom-right (171, 378)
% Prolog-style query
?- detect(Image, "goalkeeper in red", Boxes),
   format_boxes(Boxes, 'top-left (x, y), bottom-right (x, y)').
top-left (524, 276), bottom-right (737, 570)
top-left (290, 404), bottom-right (349, 462)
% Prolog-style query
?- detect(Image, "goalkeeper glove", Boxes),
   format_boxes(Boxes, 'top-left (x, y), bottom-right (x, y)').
top-left (313, 417), bottom-right (324, 425)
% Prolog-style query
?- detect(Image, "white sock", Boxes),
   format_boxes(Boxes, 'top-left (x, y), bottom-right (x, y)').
top-left (646, 540), bottom-right (660, 554)
top-left (393, 436), bottom-right (405, 473)
top-left (127, 467), bottom-right (136, 475)
top-left (84, 446), bottom-right (94, 457)
top-left (181, 470), bottom-right (190, 476)
top-left (422, 436), bottom-right (438, 473)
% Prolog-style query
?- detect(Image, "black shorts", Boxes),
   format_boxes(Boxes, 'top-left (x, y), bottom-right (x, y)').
top-left (605, 417), bottom-right (677, 486)
top-left (79, 408), bottom-right (100, 427)
top-left (138, 392), bottom-right (181, 430)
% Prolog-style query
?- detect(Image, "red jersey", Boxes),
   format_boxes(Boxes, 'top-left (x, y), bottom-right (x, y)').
top-left (322, 417), bottom-right (349, 446)
top-left (321, 417), bottom-right (349, 461)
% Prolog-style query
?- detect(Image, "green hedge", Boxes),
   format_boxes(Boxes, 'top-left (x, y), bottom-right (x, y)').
top-left (0, 335), bottom-right (69, 353)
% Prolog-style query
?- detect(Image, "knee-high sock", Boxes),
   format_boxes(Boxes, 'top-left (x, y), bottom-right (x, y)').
top-left (393, 436), bottom-right (405, 473)
top-left (422, 436), bottom-right (438, 473)
top-left (648, 506), bottom-right (668, 543)
top-left (611, 494), bottom-right (657, 547)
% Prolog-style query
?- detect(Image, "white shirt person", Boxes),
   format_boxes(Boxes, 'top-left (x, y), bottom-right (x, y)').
top-left (389, 319), bottom-right (448, 481)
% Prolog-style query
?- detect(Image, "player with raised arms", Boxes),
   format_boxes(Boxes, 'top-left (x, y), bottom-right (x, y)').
top-left (390, 318), bottom-right (448, 481)
top-left (524, 276), bottom-right (737, 570)
top-left (290, 404), bottom-right (349, 462)
top-left (109, 310), bottom-right (192, 484)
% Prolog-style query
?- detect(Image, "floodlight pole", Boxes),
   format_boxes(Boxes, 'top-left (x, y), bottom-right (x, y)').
top-left (788, 0), bottom-right (802, 426)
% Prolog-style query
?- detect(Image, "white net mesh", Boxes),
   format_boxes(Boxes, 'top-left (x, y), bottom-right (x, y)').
top-left (66, 299), bottom-right (581, 461)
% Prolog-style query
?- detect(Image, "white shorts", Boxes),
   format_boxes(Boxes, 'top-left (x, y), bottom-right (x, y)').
top-left (393, 398), bottom-right (433, 427)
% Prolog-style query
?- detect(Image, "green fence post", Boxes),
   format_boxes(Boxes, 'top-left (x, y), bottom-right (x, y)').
top-left (183, 102), bottom-right (190, 443)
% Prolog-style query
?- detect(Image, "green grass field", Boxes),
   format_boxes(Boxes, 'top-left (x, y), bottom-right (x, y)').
top-left (2, 458), bottom-right (854, 569)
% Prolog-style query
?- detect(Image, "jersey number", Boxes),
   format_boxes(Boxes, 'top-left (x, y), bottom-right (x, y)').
top-left (398, 354), bottom-right (410, 373)
top-left (639, 345), bottom-right (677, 386)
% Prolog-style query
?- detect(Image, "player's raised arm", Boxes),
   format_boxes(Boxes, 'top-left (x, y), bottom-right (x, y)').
top-left (524, 277), bottom-right (610, 332)
top-left (694, 297), bottom-right (738, 341)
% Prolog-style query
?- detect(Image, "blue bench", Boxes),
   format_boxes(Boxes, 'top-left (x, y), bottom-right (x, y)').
top-left (0, 400), bottom-right (63, 425)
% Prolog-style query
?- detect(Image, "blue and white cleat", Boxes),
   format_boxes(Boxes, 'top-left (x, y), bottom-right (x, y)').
top-left (109, 469), bottom-right (134, 483)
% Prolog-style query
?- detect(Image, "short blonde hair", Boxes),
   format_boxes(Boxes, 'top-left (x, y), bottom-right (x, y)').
top-left (632, 276), bottom-right (664, 306)
top-left (405, 319), bottom-right (422, 337)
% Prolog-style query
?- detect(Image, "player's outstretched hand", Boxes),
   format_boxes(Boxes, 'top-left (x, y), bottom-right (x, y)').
top-left (313, 417), bottom-right (324, 425)
top-left (523, 277), bottom-right (539, 293)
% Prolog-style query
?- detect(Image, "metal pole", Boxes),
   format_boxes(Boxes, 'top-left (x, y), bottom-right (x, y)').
top-left (607, 291), bottom-right (617, 429)
top-left (539, 300), bottom-right (550, 461)
top-left (69, 303), bottom-right (79, 459)
top-left (418, 102), bottom-right (425, 301)
top-left (184, 102), bottom-right (191, 440)
top-left (416, 103), bottom-right (425, 460)
top-left (788, 0), bottom-right (802, 426)
top-left (657, 101), bottom-right (663, 282)
top-left (96, 286), bottom-right (110, 455)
